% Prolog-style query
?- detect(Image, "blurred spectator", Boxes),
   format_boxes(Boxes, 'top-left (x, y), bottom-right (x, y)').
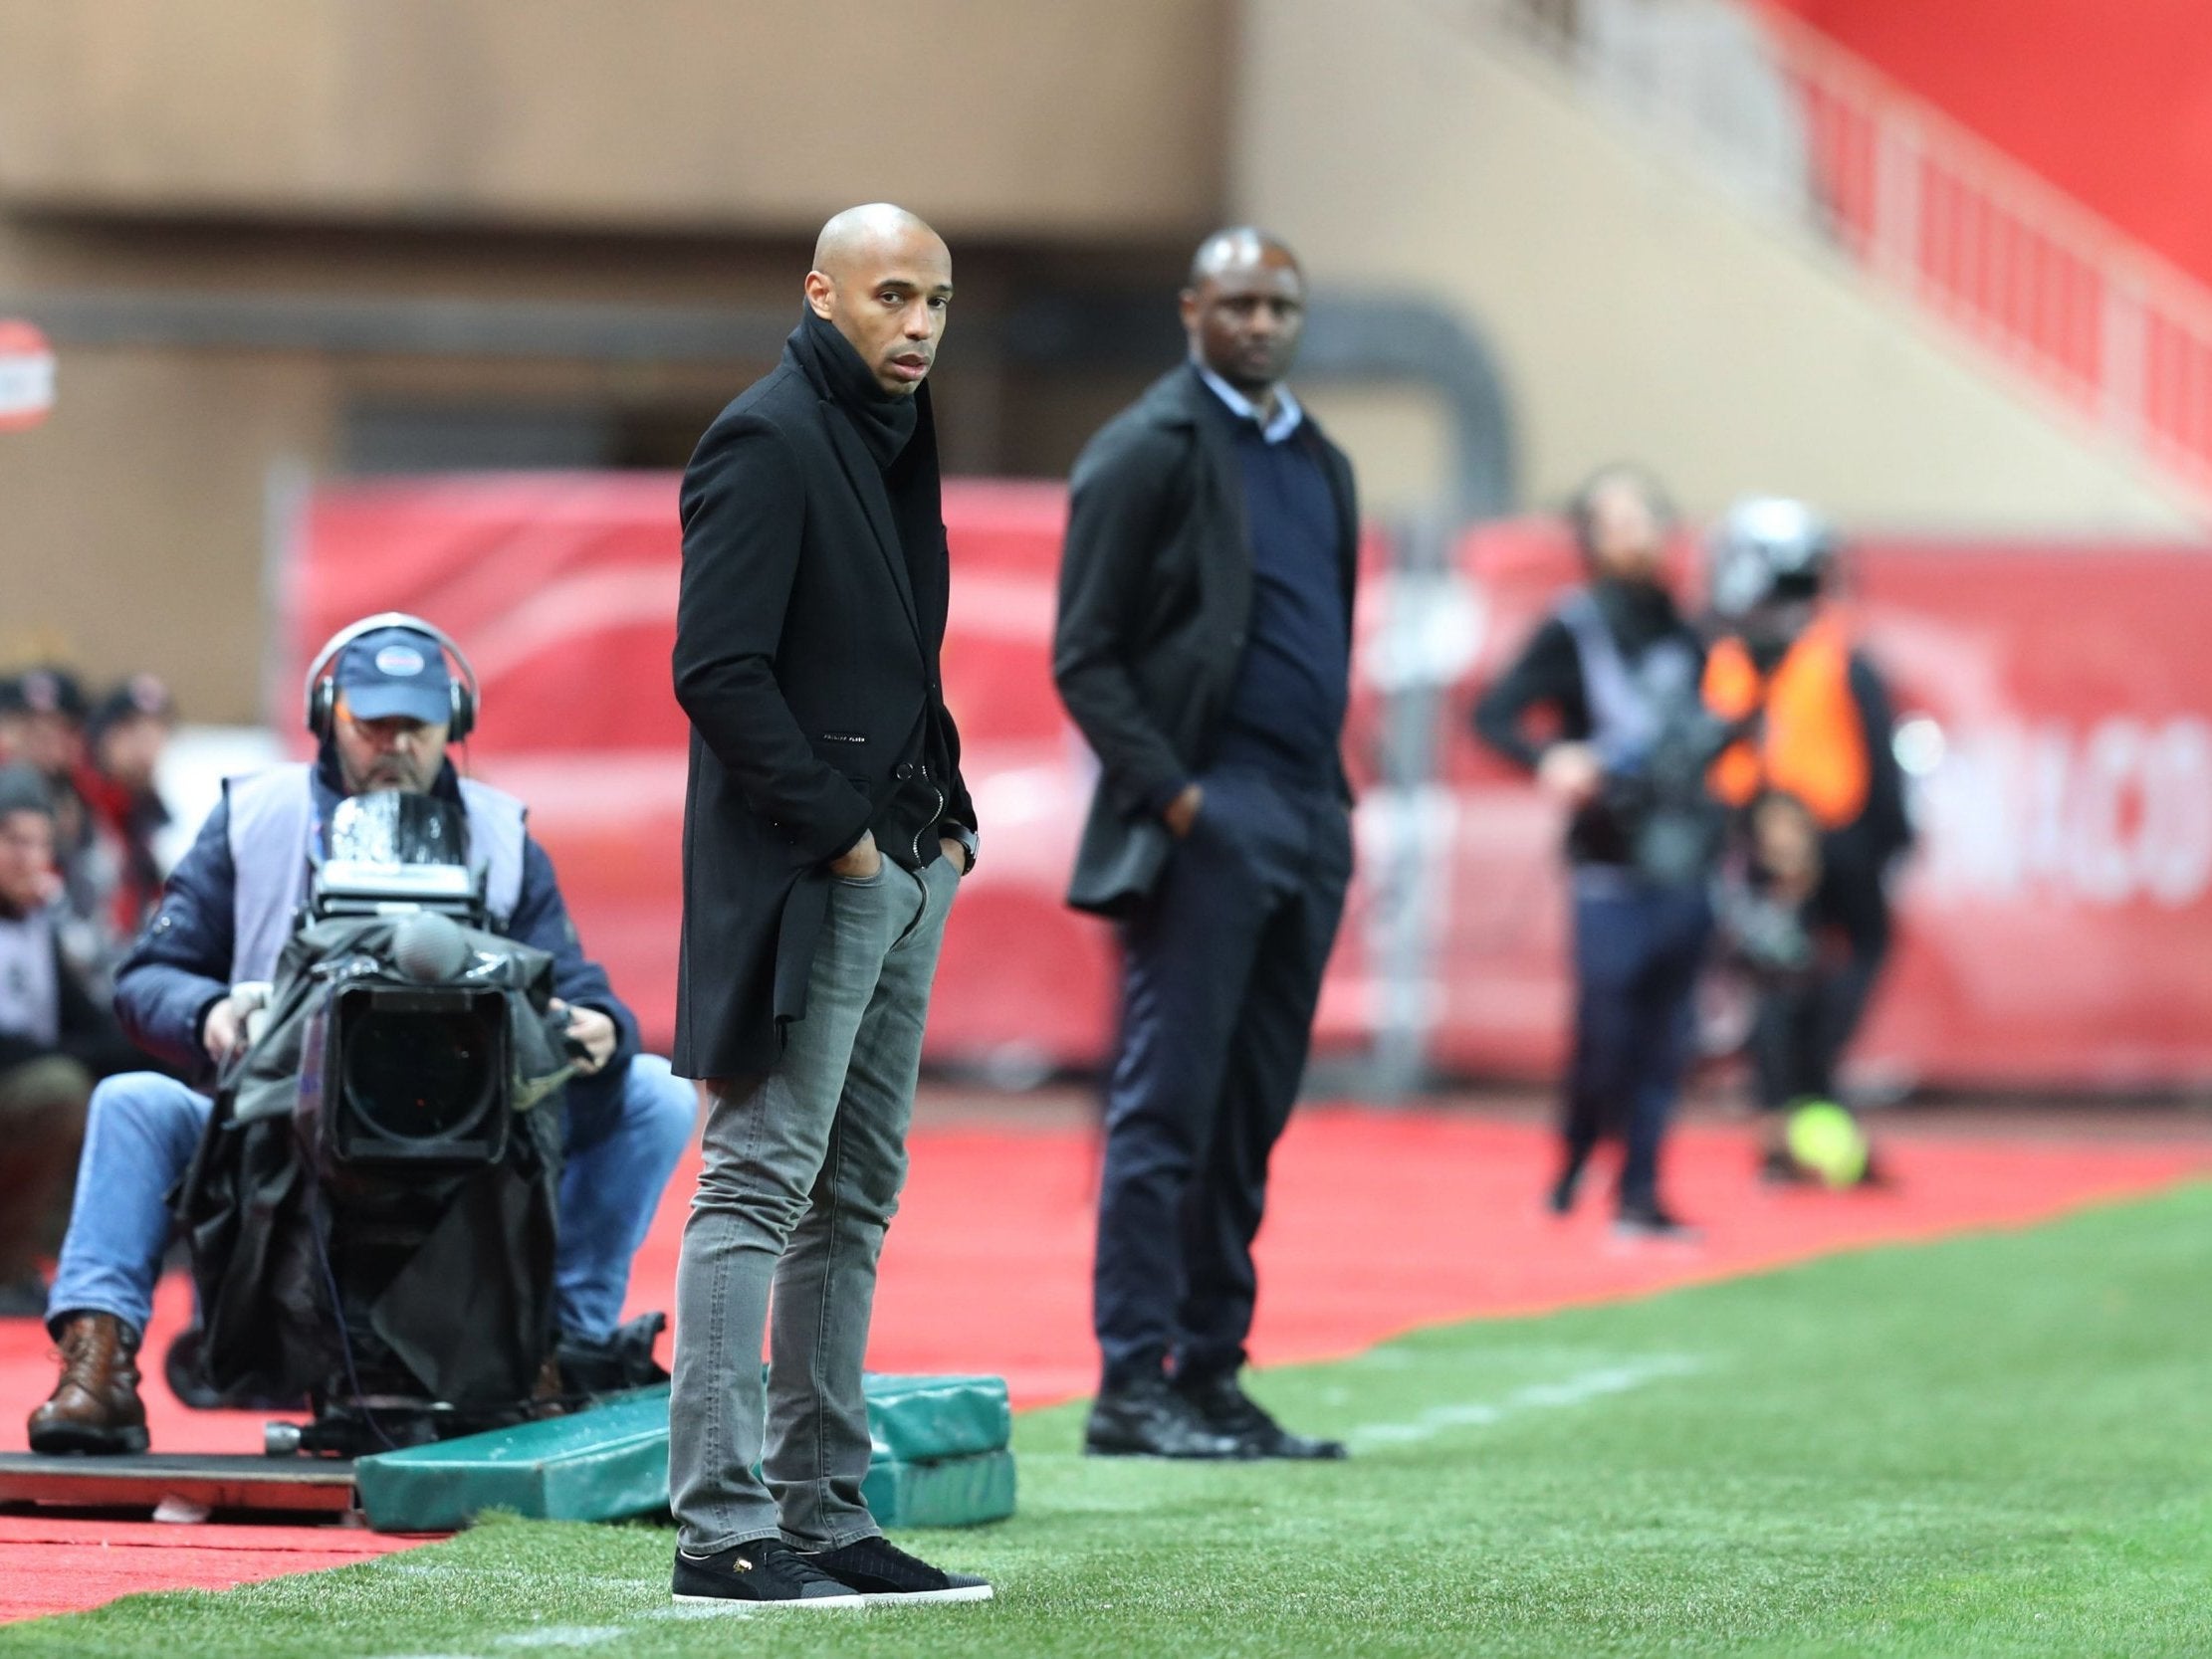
top-left (0, 670), bottom-right (95, 968)
top-left (71, 675), bottom-right (177, 967)
top-left (1704, 499), bottom-right (1912, 1182)
top-left (0, 765), bottom-right (136, 1318)
top-left (1474, 465), bottom-right (1721, 1239)
top-left (3, 667), bottom-right (89, 786)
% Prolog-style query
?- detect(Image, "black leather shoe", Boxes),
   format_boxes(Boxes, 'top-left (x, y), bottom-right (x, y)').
top-left (555, 1311), bottom-right (670, 1396)
top-left (1176, 1370), bottom-right (1347, 1461)
top-left (1758, 1146), bottom-right (1818, 1186)
top-left (1546, 1165), bottom-right (1581, 1215)
top-left (1083, 1376), bottom-right (1242, 1458)
top-left (1613, 1199), bottom-right (1701, 1242)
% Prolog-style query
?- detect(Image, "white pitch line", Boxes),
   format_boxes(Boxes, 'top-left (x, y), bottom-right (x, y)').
top-left (1349, 1354), bottom-right (1703, 1449)
top-left (493, 1629), bottom-right (629, 1650)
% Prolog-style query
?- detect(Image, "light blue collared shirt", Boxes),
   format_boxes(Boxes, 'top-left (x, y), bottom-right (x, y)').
top-left (1194, 362), bottom-right (1304, 445)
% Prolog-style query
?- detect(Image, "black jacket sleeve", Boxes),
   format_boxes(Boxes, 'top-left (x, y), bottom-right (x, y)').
top-left (1472, 617), bottom-right (1587, 773)
top-left (1052, 425), bottom-right (1194, 819)
top-left (113, 801), bottom-right (239, 1080)
top-left (1848, 653), bottom-right (1914, 863)
top-left (673, 416), bottom-right (875, 865)
top-left (504, 836), bottom-right (641, 1073)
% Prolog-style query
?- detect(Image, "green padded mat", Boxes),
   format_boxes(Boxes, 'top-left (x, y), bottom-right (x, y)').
top-left (860, 1450), bottom-right (1017, 1530)
top-left (355, 1387), bottom-right (674, 1533)
top-left (356, 1374), bottom-right (1013, 1533)
top-left (861, 1372), bottom-right (1012, 1463)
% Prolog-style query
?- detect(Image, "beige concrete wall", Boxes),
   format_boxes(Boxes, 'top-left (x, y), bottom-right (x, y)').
top-left (0, 0), bottom-right (1228, 239)
top-left (1232, 0), bottom-right (2204, 533)
top-left (0, 348), bottom-right (334, 723)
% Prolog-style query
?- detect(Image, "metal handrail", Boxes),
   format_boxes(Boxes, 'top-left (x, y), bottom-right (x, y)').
top-left (1456, 0), bottom-right (2212, 511)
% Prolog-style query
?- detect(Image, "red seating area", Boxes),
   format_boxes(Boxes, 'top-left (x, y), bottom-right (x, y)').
top-left (1768, 0), bottom-right (2212, 290)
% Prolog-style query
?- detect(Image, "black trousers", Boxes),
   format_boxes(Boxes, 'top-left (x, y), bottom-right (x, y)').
top-left (1091, 764), bottom-right (1353, 1390)
top-left (1750, 854), bottom-right (1892, 1111)
top-left (1564, 873), bottom-right (1713, 1209)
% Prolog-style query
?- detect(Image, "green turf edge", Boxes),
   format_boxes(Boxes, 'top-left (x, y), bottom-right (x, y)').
top-left (2, 1181), bottom-right (2206, 1659)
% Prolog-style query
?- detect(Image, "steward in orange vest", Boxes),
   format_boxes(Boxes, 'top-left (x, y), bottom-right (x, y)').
top-left (1704, 614), bottom-right (1869, 833)
top-left (1702, 500), bottom-right (1912, 1186)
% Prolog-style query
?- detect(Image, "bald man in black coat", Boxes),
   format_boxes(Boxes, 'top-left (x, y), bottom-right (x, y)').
top-left (666, 204), bottom-right (988, 1611)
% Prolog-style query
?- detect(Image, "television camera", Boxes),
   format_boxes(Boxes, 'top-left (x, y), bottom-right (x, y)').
top-left (175, 791), bottom-right (582, 1459)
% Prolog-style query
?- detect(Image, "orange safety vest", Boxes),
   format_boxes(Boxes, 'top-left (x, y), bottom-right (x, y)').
top-left (1702, 613), bottom-right (1869, 829)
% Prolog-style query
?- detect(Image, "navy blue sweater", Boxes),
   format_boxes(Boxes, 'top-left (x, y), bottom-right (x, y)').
top-left (1212, 412), bottom-right (1351, 783)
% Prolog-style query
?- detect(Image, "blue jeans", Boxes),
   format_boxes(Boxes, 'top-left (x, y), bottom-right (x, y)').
top-left (1564, 873), bottom-right (1713, 1209)
top-left (47, 1055), bottom-right (696, 1344)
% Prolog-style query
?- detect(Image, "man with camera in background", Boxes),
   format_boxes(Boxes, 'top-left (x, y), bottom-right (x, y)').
top-left (1703, 499), bottom-right (1912, 1185)
top-left (27, 618), bottom-right (695, 1454)
top-left (1474, 465), bottom-right (1722, 1240)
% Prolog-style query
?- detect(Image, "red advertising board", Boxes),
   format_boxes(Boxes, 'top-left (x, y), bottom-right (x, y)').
top-left (1446, 521), bottom-right (2212, 1091)
top-left (289, 477), bottom-right (2212, 1091)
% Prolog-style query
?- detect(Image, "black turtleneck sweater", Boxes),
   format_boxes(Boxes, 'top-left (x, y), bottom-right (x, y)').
top-left (1473, 577), bottom-right (1705, 867)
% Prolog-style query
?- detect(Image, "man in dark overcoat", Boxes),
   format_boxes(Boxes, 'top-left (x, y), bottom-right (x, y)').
top-left (1055, 228), bottom-right (1358, 1462)
top-left (667, 203), bottom-right (988, 1610)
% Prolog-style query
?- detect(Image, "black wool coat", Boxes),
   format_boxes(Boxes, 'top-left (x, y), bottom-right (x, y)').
top-left (1052, 364), bottom-right (1358, 917)
top-left (672, 334), bottom-right (975, 1079)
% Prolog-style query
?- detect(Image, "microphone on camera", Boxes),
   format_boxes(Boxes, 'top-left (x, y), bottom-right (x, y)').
top-left (392, 910), bottom-right (472, 984)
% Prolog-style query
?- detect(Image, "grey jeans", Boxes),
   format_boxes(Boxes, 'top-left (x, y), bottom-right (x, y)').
top-left (669, 854), bottom-right (957, 1553)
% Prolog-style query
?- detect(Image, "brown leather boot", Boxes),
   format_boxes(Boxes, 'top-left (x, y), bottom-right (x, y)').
top-left (28, 1313), bottom-right (149, 1455)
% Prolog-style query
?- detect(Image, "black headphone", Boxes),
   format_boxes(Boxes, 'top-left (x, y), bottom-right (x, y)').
top-left (303, 612), bottom-right (481, 745)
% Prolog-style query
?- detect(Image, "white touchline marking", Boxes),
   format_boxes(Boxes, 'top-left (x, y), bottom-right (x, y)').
top-left (1349, 1354), bottom-right (1703, 1448)
top-left (638, 1602), bottom-right (759, 1621)
top-left (487, 1631), bottom-right (621, 1650)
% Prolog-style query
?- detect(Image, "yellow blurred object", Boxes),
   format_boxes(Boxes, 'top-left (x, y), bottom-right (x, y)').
top-left (1786, 1101), bottom-right (1869, 1189)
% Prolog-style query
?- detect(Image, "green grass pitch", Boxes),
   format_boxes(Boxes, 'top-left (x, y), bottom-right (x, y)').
top-left (6, 1183), bottom-right (2209, 1658)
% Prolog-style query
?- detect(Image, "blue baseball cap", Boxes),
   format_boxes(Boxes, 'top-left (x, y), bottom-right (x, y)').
top-left (332, 626), bottom-right (454, 726)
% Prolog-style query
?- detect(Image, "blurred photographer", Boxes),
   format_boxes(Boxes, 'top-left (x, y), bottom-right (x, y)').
top-left (1474, 465), bottom-right (1721, 1239)
top-left (1703, 500), bottom-right (1912, 1184)
top-left (28, 618), bottom-right (695, 1454)
top-left (0, 765), bottom-right (137, 1318)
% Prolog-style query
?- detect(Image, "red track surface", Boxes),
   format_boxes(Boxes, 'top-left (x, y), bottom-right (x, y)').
top-left (0, 1106), bottom-right (2205, 1623)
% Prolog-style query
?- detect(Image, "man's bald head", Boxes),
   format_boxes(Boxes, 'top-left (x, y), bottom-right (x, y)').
top-left (1181, 227), bottom-right (1307, 400)
top-left (804, 203), bottom-right (955, 397)
top-left (813, 203), bottom-right (945, 278)
top-left (1187, 227), bottom-right (1301, 291)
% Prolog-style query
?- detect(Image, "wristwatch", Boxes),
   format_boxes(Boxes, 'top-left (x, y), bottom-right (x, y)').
top-left (941, 822), bottom-right (979, 874)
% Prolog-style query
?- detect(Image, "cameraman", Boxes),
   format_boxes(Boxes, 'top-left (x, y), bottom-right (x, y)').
top-left (1704, 500), bottom-right (1911, 1181)
top-left (1473, 465), bottom-right (1717, 1239)
top-left (28, 621), bottom-right (695, 1454)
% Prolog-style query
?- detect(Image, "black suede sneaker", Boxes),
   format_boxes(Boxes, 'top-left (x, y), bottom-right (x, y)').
top-left (671, 1538), bottom-right (866, 1608)
top-left (803, 1536), bottom-right (994, 1605)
